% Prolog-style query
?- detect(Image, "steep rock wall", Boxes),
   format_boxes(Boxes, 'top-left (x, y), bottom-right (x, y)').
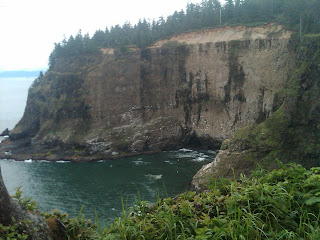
top-left (192, 34), bottom-right (320, 191)
top-left (4, 24), bottom-right (295, 159)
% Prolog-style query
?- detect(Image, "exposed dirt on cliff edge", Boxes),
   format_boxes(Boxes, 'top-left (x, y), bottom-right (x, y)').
top-left (150, 23), bottom-right (291, 48)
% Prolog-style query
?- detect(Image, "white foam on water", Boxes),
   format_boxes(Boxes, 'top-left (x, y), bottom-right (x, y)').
top-left (207, 150), bottom-right (217, 155)
top-left (56, 160), bottom-right (70, 163)
top-left (164, 160), bottom-right (173, 164)
top-left (192, 157), bottom-right (206, 162)
top-left (133, 160), bottom-right (150, 165)
top-left (133, 160), bottom-right (143, 165)
top-left (145, 174), bottom-right (162, 180)
top-left (0, 136), bottom-right (9, 143)
top-left (198, 153), bottom-right (209, 158)
top-left (24, 159), bottom-right (32, 163)
top-left (178, 148), bottom-right (193, 152)
top-left (176, 153), bottom-right (198, 159)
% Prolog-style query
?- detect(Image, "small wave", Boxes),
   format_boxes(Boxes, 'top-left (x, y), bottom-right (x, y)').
top-left (39, 160), bottom-right (50, 163)
top-left (56, 160), bottom-right (70, 163)
top-left (164, 160), bottom-right (173, 164)
top-left (198, 153), bottom-right (209, 158)
top-left (178, 148), bottom-right (193, 152)
top-left (0, 136), bottom-right (8, 143)
top-left (145, 174), bottom-right (162, 180)
top-left (192, 157), bottom-right (206, 162)
top-left (176, 153), bottom-right (197, 159)
top-left (24, 159), bottom-right (32, 163)
top-left (133, 160), bottom-right (150, 165)
top-left (133, 160), bottom-right (143, 165)
top-left (207, 150), bottom-right (217, 155)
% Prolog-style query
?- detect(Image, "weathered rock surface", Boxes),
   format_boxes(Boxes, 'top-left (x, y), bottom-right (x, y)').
top-left (192, 34), bottom-right (320, 190)
top-left (1, 24), bottom-right (295, 160)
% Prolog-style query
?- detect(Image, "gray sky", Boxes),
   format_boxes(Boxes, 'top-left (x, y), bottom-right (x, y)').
top-left (0, 0), bottom-right (226, 71)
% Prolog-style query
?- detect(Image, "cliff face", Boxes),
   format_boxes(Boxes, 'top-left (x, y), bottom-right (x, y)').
top-left (192, 34), bottom-right (320, 191)
top-left (5, 24), bottom-right (295, 159)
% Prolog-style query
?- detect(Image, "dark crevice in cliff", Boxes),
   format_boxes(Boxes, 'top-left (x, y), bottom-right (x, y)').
top-left (184, 131), bottom-right (221, 150)
top-left (256, 87), bottom-right (268, 124)
top-left (215, 41), bottom-right (227, 53)
top-left (224, 40), bottom-right (247, 104)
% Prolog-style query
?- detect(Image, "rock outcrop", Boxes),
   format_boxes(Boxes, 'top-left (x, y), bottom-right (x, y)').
top-left (2, 24), bottom-right (295, 160)
top-left (0, 128), bottom-right (9, 136)
top-left (192, 34), bottom-right (320, 190)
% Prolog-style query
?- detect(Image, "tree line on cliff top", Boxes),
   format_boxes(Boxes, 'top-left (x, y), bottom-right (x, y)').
top-left (49, 0), bottom-right (320, 68)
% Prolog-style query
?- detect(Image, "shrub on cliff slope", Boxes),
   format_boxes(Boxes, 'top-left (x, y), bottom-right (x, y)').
top-left (104, 163), bottom-right (320, 239)
top-left (221, 34), bottom-right (320, 169)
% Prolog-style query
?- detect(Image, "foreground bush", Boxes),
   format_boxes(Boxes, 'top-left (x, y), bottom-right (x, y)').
top-left (105, 163), bottom-right (320, 239)
top-left (2, 163), bottom-right (320, 239)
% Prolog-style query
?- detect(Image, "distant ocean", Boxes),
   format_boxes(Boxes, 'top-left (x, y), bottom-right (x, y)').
top-left (0, 77), bottom-right (35, 133)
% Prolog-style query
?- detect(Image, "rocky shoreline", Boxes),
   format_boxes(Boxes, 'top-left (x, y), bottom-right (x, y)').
top-left (0, 136), bottom-right (166, 162)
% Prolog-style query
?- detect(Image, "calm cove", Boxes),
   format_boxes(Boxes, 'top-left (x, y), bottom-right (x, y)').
top-left (0, 77), bottom-right (215, 225)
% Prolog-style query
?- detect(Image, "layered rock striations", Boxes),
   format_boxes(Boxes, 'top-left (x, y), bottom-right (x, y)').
top-left (192, 34), bottom-right (320, 190)
top-left (2, 24), bottom-right (295, 160)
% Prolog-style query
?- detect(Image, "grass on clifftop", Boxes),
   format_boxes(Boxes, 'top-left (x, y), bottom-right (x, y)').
top-left (2, 163), bottom-right (320, 239)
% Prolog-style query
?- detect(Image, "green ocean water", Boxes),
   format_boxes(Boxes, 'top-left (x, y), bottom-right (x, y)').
top-left (1, 150), bottom-right (216, 225)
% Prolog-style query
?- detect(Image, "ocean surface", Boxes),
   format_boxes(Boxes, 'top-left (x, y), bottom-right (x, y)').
top-left (0, 151), bottom-right (215, 225)
top-left (0, 77), bottom-right (216, 225)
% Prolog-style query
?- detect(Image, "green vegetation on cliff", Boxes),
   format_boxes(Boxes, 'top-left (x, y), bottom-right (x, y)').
top-left (3, 1), bottom-right (320, 239)
top-left (49, 0), bottom-right (320, 68)
top-left (221, 33), bottom-right (320, 169)
top-left (3, 164), bottom-right (320, 239)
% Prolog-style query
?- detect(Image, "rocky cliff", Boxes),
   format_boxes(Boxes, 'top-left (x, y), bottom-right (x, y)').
top-left (192, 34), bottom-right (320, 190)
top-left (2, 24), bottom-right (295, 160)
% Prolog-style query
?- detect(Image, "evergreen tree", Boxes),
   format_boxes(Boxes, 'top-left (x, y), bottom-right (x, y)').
top-left (48, 0), bottom-right (319, 69)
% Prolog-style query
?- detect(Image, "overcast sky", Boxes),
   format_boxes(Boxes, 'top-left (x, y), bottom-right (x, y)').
top-left (0, 0), bottom-right (226, 71)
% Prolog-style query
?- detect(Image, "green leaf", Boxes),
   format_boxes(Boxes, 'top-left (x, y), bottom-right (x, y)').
top-left (305, 196), bottom-right (320, 206)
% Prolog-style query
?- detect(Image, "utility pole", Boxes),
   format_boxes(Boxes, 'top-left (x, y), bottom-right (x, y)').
top-left (220, 9), bottom-right (222, 25)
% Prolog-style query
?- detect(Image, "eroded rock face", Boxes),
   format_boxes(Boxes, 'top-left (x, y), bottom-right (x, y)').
top-left (6, 24), bottom-right (295, 159)
top-left (193, 34), bottom-right (320, 190)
